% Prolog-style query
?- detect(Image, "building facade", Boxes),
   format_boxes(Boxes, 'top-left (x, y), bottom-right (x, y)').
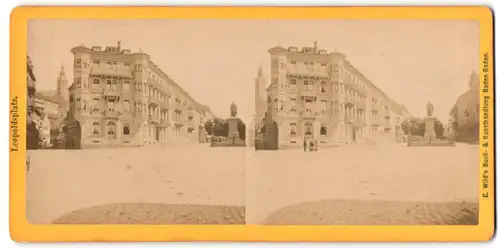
top-left (32, 64), bottom-right (73, 148)
top-left (27, 55), bottom-right (39, 149)
top-left (32, 95), bottom-right (59, 147)
top-left (262, 42), bottom-right (410, 147)
top-left (68, 42), bottom-right (213, 148)
top-left (450, 71), bottom-right (480, 143)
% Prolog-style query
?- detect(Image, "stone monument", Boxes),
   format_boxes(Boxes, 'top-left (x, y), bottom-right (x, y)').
top-left (423, 101), bottom-right (437, 144)
top-left (211, 102), bottom-right (245, 147)
top-left (227, 102), bottom-right (240, 140)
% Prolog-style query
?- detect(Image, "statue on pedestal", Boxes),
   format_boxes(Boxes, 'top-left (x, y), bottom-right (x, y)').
top-left (424, 101), bottom-right (436, 144)
top-left (427, 101), bottom-right (434, 117)
top-left (230, 102), bottom-right (237, 117)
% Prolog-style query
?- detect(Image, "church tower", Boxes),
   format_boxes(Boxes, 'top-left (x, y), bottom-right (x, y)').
top-left (57, 64), bottom-right (69, 101)
top-left (255, 65), bottom-right (267, 120)
top-left (56, 64), bottom-right (69, 113)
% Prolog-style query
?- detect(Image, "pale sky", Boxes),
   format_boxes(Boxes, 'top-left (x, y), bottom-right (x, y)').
top-left (28, 19), bottom-right (479, 124)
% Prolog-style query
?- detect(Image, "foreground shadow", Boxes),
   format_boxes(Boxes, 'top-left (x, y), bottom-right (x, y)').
top-left (264, 199), bottom-right (478, 225)
top-left (53, 203), bottom-right (245, 224)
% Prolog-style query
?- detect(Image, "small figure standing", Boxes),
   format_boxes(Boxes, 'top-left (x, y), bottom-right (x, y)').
top-left (314, 139), bottom-right (319, 151)
top-left (303, 139), bottom-right (308, 152)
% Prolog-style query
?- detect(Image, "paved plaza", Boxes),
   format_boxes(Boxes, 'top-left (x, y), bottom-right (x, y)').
top-left (27, 144), bottom-right (246, 224)
top-left (27, 142), bottom-right (479, 224)
top-left (245, 143), bottom-right (479, 224)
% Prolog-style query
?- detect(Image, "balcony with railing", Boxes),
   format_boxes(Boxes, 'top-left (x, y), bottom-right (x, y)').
top-left (356, 101), bottom-right (366, 110)
top-left (157, 118), bottom-right (170, 127)
top-left (345, 115), bottom-right (357, 124)
top-left (148, 96), bottom-right (159, 107)
top-left (148, 114), bottom-right (160, 124)
top-left (343, 96), bottom-right (356, 107)
top-left (103, 88), bottom-right (120, 99)
top-left (160, 101), bottom-right (169, 110)
top-left (174, 101), bottom-right (183, 112)
top-left (371, 117), bottom-right (383, 126)
top-left (105, 110), bottom-right (121, 119)
top-left (300, 89), bottom-right (317, 100)
top-left (287, 65), bottom-right (329, 77)
top-left (90, 66), bottom-right (132, 78)
top-left (301, 110), bottom-right (317, 119)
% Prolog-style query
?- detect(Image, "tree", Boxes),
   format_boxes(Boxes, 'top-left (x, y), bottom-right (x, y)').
top-left (401, 118), bottom-right (422, 135)
top-left (402, 117), bottom-right (445, 138)
top-left (205, 118), bottom-right (228, 137)
top-left (237, 119), bottom-right (246, 140)
top-left (218, 121), bottom-right (229, 137)
top-left (204, 120), bottom-right (214, 135)
top-left (434, 119), bottom-right (445, 138)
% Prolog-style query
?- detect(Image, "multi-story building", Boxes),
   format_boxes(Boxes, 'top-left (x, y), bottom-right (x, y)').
top-left (450, 71), bottom-right (480, 142)
top-left (262, 42), bottom-right (409, 147)
top-left (32, 95), bottom-right (58, 147)
top-left (27, 55), bottom-right (39, 149)
top-left (68, 42), bottom-right (213, 148)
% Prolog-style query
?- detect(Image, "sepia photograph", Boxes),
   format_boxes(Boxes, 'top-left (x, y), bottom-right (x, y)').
top-left (26, 19), bottom-right (251, 224)
top-left (25, 18), bottom-right (480, 226)
top-left (247, 19), bottom-right (480, 225)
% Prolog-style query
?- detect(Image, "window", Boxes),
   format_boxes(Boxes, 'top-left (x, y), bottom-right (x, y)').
top-left (320, 81), bottom-right (327, 93)
top-left (290, 61), bottom-right (296, 65)
top-left (279, 100), bottom-right (285, 111)
top-left (112, 80), bottom-right (118, 90)
top-left (304, 122), bottom-right (313, 135)
top-left (271, 59), bottom-right (279, 70)
top-left (289, 98), bottom-right (297, 112)
top-left (304, 80), bottom-right (313, 91)
top-left (93, 78), bottom-right (100, 87)
top-left (75, 97), bottom-right (81, 110)
top-left (305, 100), bottom-right (313, 112)
top-left (75, 77), bottom-right (82, 88)
top-left (106, 79), bottom-right (112, 90)
top-left (107, 61), bottom-right (112, 69)
top-left (123, 80), bottom-right (130, 91)
top-left (107, 100), bottom-right (115, 111)
top-left (123, 124), bottom-right (130, 135)
top-left (123, 100), bottom-right (130, 113)
top-left (289, 122), bottom-right (297, 137)
top-left (92, 121), bottom-right (100, 136)
top-left (320, 124), bottom-right (327, 135)
top-left (290, 79), bottom-right (297, 87)
top-left (93, 60), bottom-right (100, 65)
top-left (321, 100), bottom-right (328, 113)
top-left (107, 121), bottom-right (116, 138)
top-left (92, 97), bottom-right (100, 112)
top-left (74, 58), bottom-right (82, 68)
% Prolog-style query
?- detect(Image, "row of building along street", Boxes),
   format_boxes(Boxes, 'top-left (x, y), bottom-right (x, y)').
top-left (27, 41), bottom-right (217, 149)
